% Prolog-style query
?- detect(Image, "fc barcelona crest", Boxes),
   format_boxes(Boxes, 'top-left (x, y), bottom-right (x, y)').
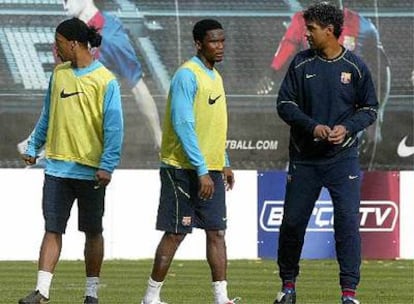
top-left (341, 72), bottom-right (352, 84)
top-left (181, 216), bottom-right (192, 226)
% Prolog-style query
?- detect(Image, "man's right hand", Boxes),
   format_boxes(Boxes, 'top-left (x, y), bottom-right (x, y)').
top-left (313, 124), bottom-right (332, 141)
top-left (22, 154), bottom-right (36, 166)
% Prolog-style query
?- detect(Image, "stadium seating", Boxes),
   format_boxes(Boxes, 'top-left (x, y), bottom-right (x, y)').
top-left (0, 0), bottom-right (412, 169)
top-left (130, 0), bottom-right (286, 11)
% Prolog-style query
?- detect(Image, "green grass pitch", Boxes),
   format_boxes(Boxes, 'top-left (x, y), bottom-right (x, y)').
top-left (2, 259), bottom-right (413, 303)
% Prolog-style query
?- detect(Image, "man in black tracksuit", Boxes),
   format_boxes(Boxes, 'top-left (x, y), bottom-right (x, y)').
top-left (273, 3), bottom-right (378, 304)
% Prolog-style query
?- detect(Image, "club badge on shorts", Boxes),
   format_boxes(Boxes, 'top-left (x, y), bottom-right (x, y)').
top-left (181, 216), bottom-right (192, 226)
top-left (341, 72), bottom-right (352, 84)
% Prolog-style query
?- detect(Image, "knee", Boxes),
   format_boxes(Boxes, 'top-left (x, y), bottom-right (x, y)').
top-left (44, 231), bottom-right (62, 243)
top-left (206, 230), bottom-right (226, 242)
top-left (164, 232), bottom-right (186, 245)
top-left (85, 232), bottom-right (103, 243)
top-left (281, 220), bottom-right (304, 237)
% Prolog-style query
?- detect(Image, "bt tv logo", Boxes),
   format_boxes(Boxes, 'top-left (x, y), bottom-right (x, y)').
top-left (259, 200), bottom-right (398, 232)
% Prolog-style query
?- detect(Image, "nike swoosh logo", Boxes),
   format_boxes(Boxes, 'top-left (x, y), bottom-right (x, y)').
top-left (397, 136), bottom-right (414, 157)
top-left (208, 94), bottom-right (221, 105)
top-left (60, 89), bottom-right (84, 99)
top-left (305, 74), bottom-right (316, 79)
top-left (348, 175), bottom-right (358, 180)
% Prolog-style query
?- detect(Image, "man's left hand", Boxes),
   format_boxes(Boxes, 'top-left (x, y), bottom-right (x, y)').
top-left (328, 125), bottom-right (348, 144)
top-left (223, 167), bottom-right (235, 191)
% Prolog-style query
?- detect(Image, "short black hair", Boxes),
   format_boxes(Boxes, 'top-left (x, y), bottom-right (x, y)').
top-left (56, 17), bottom-right (102, 48)
top-left (192, 19), bottom-right (223, 42)
top-left (303, 2), bottom-right (344, 38)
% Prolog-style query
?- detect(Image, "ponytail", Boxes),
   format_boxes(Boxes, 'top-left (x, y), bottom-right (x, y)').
top-left (56, 17), bottom-right (102, 48)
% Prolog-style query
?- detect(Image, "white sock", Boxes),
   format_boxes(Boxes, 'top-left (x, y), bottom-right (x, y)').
top-left (142, 277), bottom-right (164, 304)
top-left (212, 280), bottom-right (229, 304)
top-left (35, 270), bottom-right (53, 299)
top-left (85, 277), bottom-right (99, 298)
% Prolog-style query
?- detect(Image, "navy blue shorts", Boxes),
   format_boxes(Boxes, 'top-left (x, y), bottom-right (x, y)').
top-left (156, 168), bottom-right (227, 234)
top-left (42, 174), bottom-right (105, 234)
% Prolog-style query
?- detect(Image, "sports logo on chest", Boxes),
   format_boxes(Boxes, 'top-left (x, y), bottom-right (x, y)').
top-left (60, 89), bottom-right (84, 99)
top-left (340, 72), bottom-right (352, 84)
top-left (208, 94), bottom-right (221, 105)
